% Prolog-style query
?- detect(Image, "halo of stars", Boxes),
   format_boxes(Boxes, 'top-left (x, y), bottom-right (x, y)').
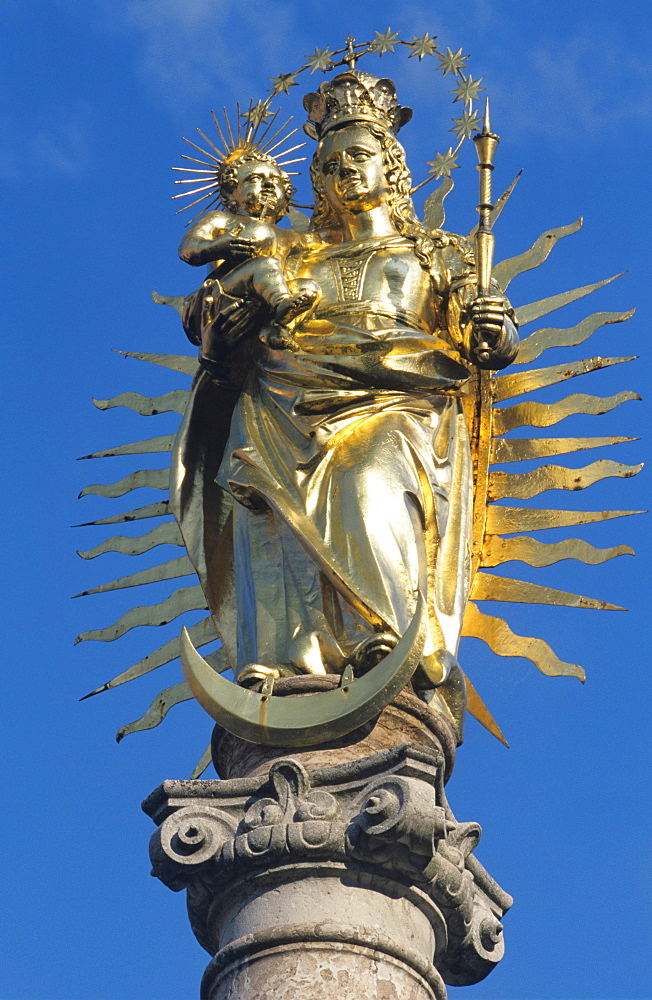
top-left (173, 30), bottom-right (487, 223)
top-left (262, 30), bottom-right (485, 184)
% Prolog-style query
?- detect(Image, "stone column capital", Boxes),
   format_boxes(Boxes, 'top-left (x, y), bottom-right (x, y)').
top-left (144, 742), bottom-right (511, 993)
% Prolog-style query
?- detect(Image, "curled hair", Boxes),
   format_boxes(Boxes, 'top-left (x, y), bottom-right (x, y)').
top-left (310, 123), bottom-right (435, 268)
top-left (219, 152), bottom-right (295, 220)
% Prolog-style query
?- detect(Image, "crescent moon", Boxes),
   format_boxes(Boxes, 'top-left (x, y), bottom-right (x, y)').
top-left (181, 594), bottom-right (426, 747)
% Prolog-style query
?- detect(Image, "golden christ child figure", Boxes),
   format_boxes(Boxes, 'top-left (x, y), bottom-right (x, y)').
top-left (178, 148), bottom-right (323, 364)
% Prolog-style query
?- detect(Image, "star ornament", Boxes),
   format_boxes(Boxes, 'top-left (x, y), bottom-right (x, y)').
top-left (243, 100), bottom-right (273, 128)
top-left (450, 108), bottom-right (481, 139)
top-left (450, 73), bottom-right (483, 104)
top-left (370, 28), bottom-right (400, 56)
top-left (406, 32), bottom-right (437, 60)
top-left (306, 46), bottom-right (334, 74)
top-left (426, 149), bottom-right (460, 178)
top-left (437, 47), bottom-right (468, 76)
top-left (269, 71), bottom-right (300, 96)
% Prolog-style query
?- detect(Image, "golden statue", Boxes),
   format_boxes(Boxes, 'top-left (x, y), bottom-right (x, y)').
top-left (77, 34), bottom-right (640, 773)
top-left (172, 67), bottom-right (517, 744)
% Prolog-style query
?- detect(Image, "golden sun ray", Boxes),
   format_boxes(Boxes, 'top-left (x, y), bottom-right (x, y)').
top-left (196, 126), bottom-right (226, 161)
top-left (210, 109), bottom-right (231, 152)
top-left (222, 105), bottom-right (236, 146)
top-left (181, 136), bottom-right (222, 164)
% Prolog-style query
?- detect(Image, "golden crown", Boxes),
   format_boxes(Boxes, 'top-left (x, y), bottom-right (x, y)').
top-left (303, 70), bottom-right (412, 140)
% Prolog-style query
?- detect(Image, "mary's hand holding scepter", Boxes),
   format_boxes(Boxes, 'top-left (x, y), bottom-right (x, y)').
top-left (471, 99), bottom-right (508, 366)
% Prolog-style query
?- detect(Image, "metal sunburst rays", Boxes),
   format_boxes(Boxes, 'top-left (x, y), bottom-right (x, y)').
top-left (171, 102), bottom-right (306, 226)
top-left (76, 176), bottom-right (641, 772)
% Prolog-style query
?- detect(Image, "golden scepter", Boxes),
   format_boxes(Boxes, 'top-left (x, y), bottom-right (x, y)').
top-left (472, 98), bottom-right (500, 363)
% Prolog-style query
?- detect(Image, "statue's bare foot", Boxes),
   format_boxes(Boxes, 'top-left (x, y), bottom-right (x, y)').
top-left (264, 323), bottom-right (301, 351)
top-left (236, 662), bottom-right (298, 689)
top-left (273, 279), bottom-right (321, 325)
top-left (349, 632), bottom-right (398, 676)
top-left (236, 664), bottom-right (281, 689)
top-left (415, 649), bottom-right (460, 688)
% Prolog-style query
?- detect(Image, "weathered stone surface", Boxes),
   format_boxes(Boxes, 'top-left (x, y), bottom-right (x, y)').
top-left (144, 742), bottom-right (511, 999)
top-left (211, 675), bottom-right (458, 782)
top-left (203, 926), bottom-right (446, 1000)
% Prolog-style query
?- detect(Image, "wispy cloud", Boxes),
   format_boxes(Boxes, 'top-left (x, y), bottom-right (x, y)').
top-left (85, 2), bottom-right (651, 151)
top-left (0, 102), bottom-right (92, 182)
top-left (32, 109), bottom-right (92, 178)
top-left (102, 0), bottom-right (300, 113)
top-left (485, 29), bottom-right (652, 143)
top-left (351, 7), bottom-right (651, 144)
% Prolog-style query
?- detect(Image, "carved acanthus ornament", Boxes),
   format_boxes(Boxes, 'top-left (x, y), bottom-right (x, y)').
top-left (145, 745), bottom-right (511, 987)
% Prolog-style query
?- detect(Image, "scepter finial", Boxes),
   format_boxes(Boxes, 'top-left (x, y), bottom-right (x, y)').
top-left (482, 96), bottom-right (491, 134)
top-left (345, 35), bottom-right (357, 69)
top-left (473, 99), bottom-right (500, 303)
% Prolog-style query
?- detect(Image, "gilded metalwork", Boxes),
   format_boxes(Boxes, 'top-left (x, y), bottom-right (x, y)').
top-left (168, 75), bottom-right (517, 745)
top-left (473, 99), bottom-right (499, 301)
top-left (514, 272), bottom-right (624, 327)
top-left (492, 391), bottom-right (640, 435)
top-left (117, 350), bottom-right (200, 376)
top-left (463, 673), bottom-right (508, 747)
top-left (481, 535), bottom-right (634, 569)
top-left (423, 176), bottom-right (454, 227)
top-left (81, 616), bottom-right (218, 700)
top-left (76, 33), bottom-right (640, 766)
top-left (516, 308), bottom-right (636, 365)
top-left (461, 603), bottom-right (585, 681)
top-left (117, 681), bottom-right (193, 743)
top-left (180, 597), bottom-right (426, 747)
top-left (490, 435), bottom-right (634, 464)
top-left (492, 217), bottom-right (582, 290)
top-left (72, 555), bottom-right (194, 599)
top-left (74, 584), bottom-right (207, 646)
top-left (469, 369), bottom-right (494, 583)
top-left (467, 171), bottom-right (522, 238)
top-left (171, 106), bottom-right (306, 226)
top-left (79, 467), bottom-right (169, 499)
top-left (188, 745), bottom-right (213, 780)
top-left (78, 433), bottom-right (175, 460)
top-left (488, 458), bottom-right (642, 502)
top-left (92, 389), bottom-right (190, 416)
top-left (493, 354), bottom-right (635, 402)
top-left (76, 521), bottom-right (183, 560)
top-left (484, 506), bottom-right (643, 535)
top-left (471, 572), bottom-right (623, 611)
top-left (73, 500), bottom-right (170, 527)
top-left (116, 652), bottom-right (228, 741)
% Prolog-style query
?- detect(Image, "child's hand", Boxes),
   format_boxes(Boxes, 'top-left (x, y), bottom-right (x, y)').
top-left (228, 234), bottom-right (277, 261)
top-left (227, 236), bottom-right (259, 263)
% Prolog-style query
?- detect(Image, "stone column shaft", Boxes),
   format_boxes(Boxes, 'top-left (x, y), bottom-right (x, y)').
top-left (144, 694), bottom-right (511, 1000)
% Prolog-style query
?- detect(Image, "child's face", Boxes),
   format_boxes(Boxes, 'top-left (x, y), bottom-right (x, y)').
top-left (231, 161), bottom-right (287, 221)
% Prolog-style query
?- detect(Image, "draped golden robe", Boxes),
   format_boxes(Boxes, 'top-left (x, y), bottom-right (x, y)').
top-left (171, 233), bottom-right (517, 732)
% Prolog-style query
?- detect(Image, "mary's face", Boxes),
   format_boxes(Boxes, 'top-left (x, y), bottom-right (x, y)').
top-left (319, 125), bottom-right (389, 215)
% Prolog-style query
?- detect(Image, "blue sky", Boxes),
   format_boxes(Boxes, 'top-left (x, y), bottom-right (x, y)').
top-left (2, 2), bottom-right (650, 998)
